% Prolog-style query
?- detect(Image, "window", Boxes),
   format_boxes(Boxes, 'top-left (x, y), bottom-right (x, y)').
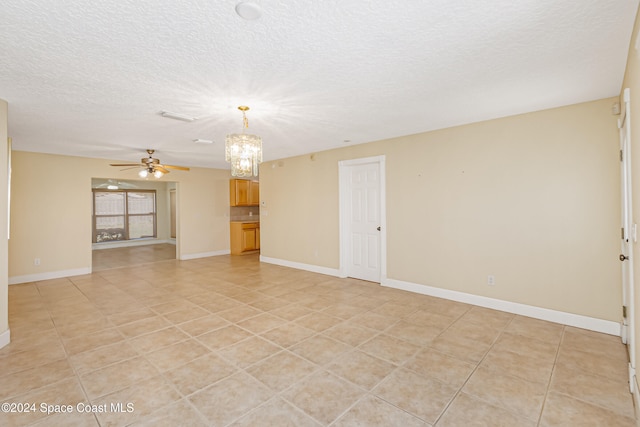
top-left (93, 190), bottom-right (157, 243)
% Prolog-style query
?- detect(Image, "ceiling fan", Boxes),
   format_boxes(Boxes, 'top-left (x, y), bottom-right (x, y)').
top-left (110, 149), bottom-right (190, 178)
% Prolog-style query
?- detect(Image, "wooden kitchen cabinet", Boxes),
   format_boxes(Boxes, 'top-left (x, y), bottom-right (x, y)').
top-left (230, 179), bottom-right (259, 206)
top-left (249, 181), bottom-right (260, 206)
top-left (230, 221), bottom-right (260, 255)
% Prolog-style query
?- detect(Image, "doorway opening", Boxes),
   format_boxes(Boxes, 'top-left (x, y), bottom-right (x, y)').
top-left (91, 178), bottom-right (178, 271)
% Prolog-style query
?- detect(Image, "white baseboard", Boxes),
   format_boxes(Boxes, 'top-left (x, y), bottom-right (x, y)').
top-left (254, 257), bottom-right (620, 336)
top-left (383, 277), bottom-right (620, 336)
top-left (8, 249), bottom-right (227, 283)
top-left (9, 267), bottom-right (92, 285)
top-left (260, 256), bottom-right (341, 277)
top-left (633, 373), bottom-right (640, 424)
top-left (0, 328), bottom-right (10, 349)
top-left (180, 250), bottom-right (230, 260)
top-left (92, 239), bottom-right (173, 250)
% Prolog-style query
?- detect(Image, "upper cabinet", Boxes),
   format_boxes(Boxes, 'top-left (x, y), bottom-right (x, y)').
top-left (249, 180), bottom-right (260, 206)
top-left (230, 179), bottom-right (259, 206)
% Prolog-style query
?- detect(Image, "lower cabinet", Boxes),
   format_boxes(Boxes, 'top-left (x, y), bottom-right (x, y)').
top-left (230, 222), bottom-right (260, 255)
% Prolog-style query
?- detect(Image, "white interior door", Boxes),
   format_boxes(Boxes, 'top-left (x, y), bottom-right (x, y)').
top-left (619, 88), bottom-right (635, 392)
top-left (339, 156), bottom-right (386, 282)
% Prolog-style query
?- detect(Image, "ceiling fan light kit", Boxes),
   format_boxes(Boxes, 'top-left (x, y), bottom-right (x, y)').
top-left (138, 168), bottom-right (164, 179)
top-left (225, 106), bottom-right (263, 177)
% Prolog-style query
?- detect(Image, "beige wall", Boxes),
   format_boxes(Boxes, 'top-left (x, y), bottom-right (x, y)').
top-left (0, 99), bottom-right (8, 339)
top-left (261, 98), bottom-right (621, 321)
top-left (621, 4), bottom-right (640, 394)
top-left (9, 151), bottom-right (231, 280)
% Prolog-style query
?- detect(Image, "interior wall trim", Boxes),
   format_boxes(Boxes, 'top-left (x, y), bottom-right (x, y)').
top-left (8, 249), bottom-right (228, 283)
top-left (179, 249), bottom-right (230, 260)
top-left (383, 277), bottom-right (620, 336)
top-left (632, 375), bottom-right (639, 420)
top-left (260, 255), bottom-right (342, 278)
top-left (0, 328), bottom-right (10, 350)
top-left (8, 267), bottom-right (92, 285)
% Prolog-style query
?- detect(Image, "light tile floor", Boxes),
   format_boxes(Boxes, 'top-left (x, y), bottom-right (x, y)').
top-left (1, 252), bottom-right (635, 426)
top-left (92, 244), bottom-right (176, 272)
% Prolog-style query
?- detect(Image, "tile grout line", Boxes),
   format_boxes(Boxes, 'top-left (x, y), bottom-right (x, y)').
top-left (428, 307), bottom-right (510, 426)
top-left (542, 328), bottom-right (637, 422)
top-left (535, 325), bottom-right (566, 426)
top-left (48, 280), bottom-right (103, 427)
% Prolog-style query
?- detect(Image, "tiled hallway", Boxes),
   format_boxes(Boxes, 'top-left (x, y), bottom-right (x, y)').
top-left (1, 254), bottom-right (635, 426)
top-left (92, 244), bottom-right (176, 272)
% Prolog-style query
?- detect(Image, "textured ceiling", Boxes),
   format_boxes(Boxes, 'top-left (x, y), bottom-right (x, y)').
top-left (0, 0), bottom-right (638, 170)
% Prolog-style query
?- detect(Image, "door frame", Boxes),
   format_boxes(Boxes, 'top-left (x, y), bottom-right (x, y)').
top-left (619, 88), bottom-right (635, 392)
top-left (338, 155), bottom-right (387, 282)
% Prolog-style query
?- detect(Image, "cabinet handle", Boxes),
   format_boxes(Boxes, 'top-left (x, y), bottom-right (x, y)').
top-left (377, 226), bottom-right (381, 231)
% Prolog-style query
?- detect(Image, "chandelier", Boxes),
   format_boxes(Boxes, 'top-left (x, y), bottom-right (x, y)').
top-left (225, 106), bottom-right (262, 177)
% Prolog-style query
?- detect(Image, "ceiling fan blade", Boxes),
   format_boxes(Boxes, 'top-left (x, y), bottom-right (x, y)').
top-left (162, 164), bottom-right (190, 171)
top-left (110, 151), bottom-right (190, 174)
top-left (119, 166), bottom-right (142, 171)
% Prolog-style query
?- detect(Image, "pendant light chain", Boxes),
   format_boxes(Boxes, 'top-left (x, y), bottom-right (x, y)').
top-left (242, 111), bottom-right (249, 131)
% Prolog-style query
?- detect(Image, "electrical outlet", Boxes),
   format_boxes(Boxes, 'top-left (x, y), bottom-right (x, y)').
top-left (34, 258), bottom-right (41, 266)
top-left (487, 275), bottom-right (495, 285)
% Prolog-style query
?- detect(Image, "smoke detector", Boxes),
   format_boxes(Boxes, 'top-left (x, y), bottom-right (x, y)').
top-left (235, 2), bottom-right (262, 20)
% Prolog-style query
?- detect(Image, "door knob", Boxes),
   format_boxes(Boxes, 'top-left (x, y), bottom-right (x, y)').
top-left (620, 254), bottom-right (629, 261)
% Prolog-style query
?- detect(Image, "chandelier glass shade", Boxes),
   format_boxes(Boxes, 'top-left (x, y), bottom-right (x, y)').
top-left (225, 106), bottom-right (262, 177)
